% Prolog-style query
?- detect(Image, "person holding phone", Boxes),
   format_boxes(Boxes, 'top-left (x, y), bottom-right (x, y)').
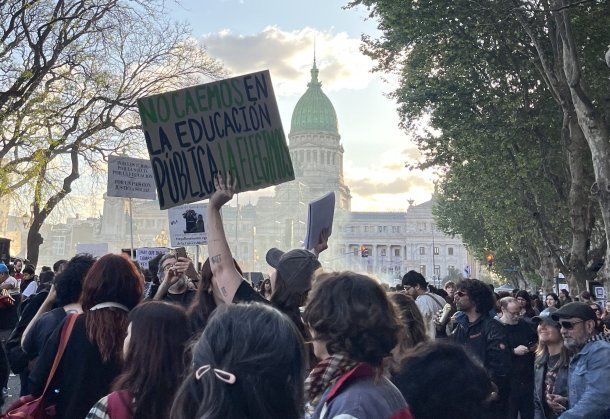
top-left (153, 251), bottom-right (198, 309)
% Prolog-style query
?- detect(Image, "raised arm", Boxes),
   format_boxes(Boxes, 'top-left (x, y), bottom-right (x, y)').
top-left (207, 172), bottom-right (244, 303)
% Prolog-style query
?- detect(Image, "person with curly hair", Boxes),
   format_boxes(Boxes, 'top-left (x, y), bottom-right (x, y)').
top-left (452, 278), bottom-right (511, 419)
top-left (303, 271), bottom-right (409, 419)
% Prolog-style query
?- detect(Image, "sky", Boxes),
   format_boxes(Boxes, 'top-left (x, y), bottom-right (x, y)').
top-left (54, 0), bottom-right (435, 222)
top-left (165, 0), bottom-right (436, 212)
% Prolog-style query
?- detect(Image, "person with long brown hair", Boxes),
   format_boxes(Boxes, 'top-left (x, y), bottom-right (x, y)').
top-left (187, 258), bottom-right (244, 335)
top-left (28, 254), bottom-right (143, 419)
top-left (87, 301), bottom-right (191, 419)
top-left (388, 292), bottom-right (428, 383)
top-left (532, 308), bottom-right (570, 418)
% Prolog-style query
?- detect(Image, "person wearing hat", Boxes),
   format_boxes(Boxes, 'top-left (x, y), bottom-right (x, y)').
top-left (206, 173), bottom-right (323, 344)
top-left (532, 307), bottom-right (569, 419)
top-left (549, 302), bottom-right (610, 418)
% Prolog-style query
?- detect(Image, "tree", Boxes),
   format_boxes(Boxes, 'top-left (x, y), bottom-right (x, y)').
top-left (348, 0), bottom-right (609, 292)
top-left (0, 0), bottom-right (224, 265)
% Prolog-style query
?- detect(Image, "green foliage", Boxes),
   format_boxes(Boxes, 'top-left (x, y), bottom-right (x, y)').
top-left (349, 0), bottom-right (609, 287)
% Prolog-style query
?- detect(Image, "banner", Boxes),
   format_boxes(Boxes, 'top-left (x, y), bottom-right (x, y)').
top-left (76, 243), bottom-right (108, 258)
top-left (107, 156), bottom-right (156, 200)
top-left (138, 70), bottom-right (295, 210)
top-left (168, 203), bottom-right (208, 246)
top-left (136, 247), bottom-right (168, 270)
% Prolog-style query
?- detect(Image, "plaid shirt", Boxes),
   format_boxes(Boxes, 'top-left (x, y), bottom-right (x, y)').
top-left (86, 396), bottom-right (110, 419)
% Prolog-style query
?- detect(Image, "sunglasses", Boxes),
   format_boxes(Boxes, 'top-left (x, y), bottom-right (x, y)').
top-left (559, 320), bottom-right (584, 330)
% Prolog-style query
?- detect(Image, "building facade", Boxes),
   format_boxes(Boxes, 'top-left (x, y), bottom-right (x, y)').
top-left (21, 59), bottom-right (470, 285)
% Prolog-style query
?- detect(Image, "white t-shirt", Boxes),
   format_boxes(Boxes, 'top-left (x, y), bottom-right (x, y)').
top-left (0, 275), bottom-right (19, 291)
top-left (416, 292), bottom-right (446, 339)
top-left (22, 280), bottom-right (37, 298)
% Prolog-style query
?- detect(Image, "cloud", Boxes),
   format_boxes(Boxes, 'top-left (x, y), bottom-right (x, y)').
top-left (350, 175), bottom-right (432, 197)
top-left (201, 26), bottom-right (374, 96)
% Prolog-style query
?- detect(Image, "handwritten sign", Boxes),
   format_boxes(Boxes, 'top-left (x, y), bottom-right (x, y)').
top-left (136, 247), bottom-right (168, 270)
top-left (107, 156), bottom-right (156, 200)
top-left (138, 70), bottom-right (294, 210)
top-left (168, 203), bottom-right (208, 246)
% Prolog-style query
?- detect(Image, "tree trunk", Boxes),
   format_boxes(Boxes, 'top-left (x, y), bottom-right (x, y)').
top-left (25, 147), bottom-right (80, 267)
top-left (556, 4), bottom-right (610, 283)
top-left (538, 252), bottom-right (556, 292)
top-left (566, 114), bottom-right (595, 290)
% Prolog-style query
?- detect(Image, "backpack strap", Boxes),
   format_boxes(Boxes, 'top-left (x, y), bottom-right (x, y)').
top-left (40, 313), bottom-right (78, 397)
top-left (107, 390), bottom-right (133, 419)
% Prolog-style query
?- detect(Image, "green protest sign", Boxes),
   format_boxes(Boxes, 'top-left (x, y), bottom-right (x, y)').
top-left (138, 70), bottom-right (295, 210)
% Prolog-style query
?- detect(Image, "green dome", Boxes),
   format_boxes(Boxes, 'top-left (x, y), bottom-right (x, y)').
top-left (290, 61), bottom-right (338, 135)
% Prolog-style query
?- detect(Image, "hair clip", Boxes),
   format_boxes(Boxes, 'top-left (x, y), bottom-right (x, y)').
top-left (195, 364), bottom-right (236, 384)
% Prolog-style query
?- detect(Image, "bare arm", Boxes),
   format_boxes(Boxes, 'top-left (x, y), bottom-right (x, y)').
top-left (207, 173), bottom-right (244, 304)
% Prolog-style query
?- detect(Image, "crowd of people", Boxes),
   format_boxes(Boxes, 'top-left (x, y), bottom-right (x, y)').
top-left (0, 174), bottom-right (608, 418)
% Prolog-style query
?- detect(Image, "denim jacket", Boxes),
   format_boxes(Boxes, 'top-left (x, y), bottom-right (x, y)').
top-left (559, 334), bottom-right (610, 419)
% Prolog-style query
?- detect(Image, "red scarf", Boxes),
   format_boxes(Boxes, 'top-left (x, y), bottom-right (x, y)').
top-left (305, 354), bottom-right (359, 408)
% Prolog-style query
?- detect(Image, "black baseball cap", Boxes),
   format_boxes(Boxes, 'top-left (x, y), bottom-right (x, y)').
top-left (266, 248), bottom-right (321, 294)
top-left (551, 302), bottom-right (597, 322)
top-left (532, 307), bottom-right (559, 327)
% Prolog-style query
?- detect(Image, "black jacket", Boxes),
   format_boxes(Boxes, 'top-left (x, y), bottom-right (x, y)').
top-left (452, 314), bottom-right (511, 382)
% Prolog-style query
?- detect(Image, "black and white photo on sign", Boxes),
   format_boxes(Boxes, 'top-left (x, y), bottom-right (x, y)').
top-left (168, 203), bottom-right (208, 247)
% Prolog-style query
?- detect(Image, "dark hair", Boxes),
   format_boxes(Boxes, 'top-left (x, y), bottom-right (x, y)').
top-left (23, 264), bottom-right (35, 275)
top-left (52, 259), bottom-right (68, 273)
top-left (545, 293), bottom-right (560, 308)
top-left (304, 271), bottom-right (400, 367)
top-left (113, 301), bottom-right (191, 419)
top-left (171, 303), bottom-right (305, 419)
top-left (7, 264), bottom-right (14, 275)
top-left (428, 285), bottom-right (449, 302)
top-left (456, 279), bottom-right (496, 314)
top-left (516, 290), bottom-right (537, 317)
top-left (41, 266), bottom-right (51, 272)
top-left (389, 293), bottom-right (428, 370)
top-left (80, 254), bottom-right (143, 362)
top-left (55, 254), bottom-right (96, 307)
top-left (580, 290), bottom-right (593, 301)
top-left (148, 252), bottom-right (164, 285)
top-left (402, 270), bottom-right (427, 288)
top-left (36, 270), bottom-right (55, 293)
top-left (187, 258), bottom-right (243, 334)
top-left (394, 341), bottom-right (493, 419)
top-left (560, 289), bottom-right (571, 297)
top-left (270, 270), bottom-right (313, 343)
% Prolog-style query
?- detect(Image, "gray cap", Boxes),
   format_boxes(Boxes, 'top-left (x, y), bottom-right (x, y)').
top-left (266, 248), bottom-right (321, 294)
top-left (551, 302), bottom-right (597, 322)
top-left (532, 307), bottom-right (559, 327)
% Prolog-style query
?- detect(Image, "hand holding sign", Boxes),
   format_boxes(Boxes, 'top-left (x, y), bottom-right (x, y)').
top-left (210, 172), bottom-right (236, 210)
top-left (313, 228), bottom-right (330, 257)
